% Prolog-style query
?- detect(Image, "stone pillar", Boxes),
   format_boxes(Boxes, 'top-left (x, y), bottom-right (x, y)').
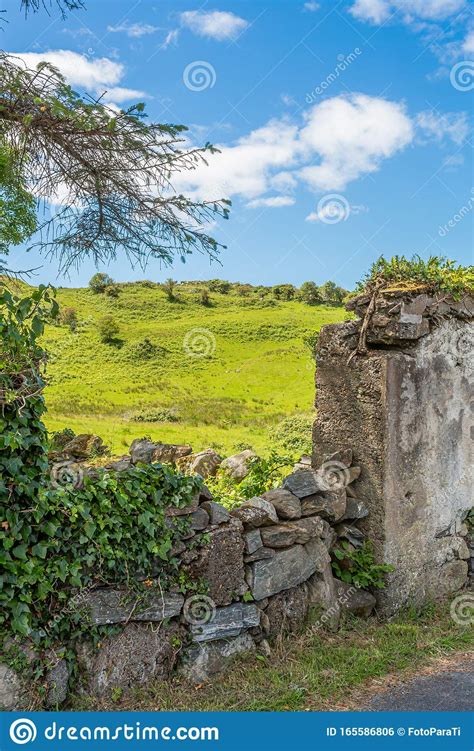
top-left (312, 293), bottom-right (473, 614)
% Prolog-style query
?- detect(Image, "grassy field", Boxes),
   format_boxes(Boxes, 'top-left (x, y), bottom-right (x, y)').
top-left (41, 281), bottom-right (347, 456)
top-left (71, 601), bottom-right (473, 711)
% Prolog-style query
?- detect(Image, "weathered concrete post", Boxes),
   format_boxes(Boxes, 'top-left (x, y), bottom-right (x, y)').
top-left (312, 291), bottom-right (473, 613)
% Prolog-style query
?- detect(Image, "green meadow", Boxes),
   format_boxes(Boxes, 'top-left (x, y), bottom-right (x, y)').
top-left (41, 281), bottom-right (347, 456)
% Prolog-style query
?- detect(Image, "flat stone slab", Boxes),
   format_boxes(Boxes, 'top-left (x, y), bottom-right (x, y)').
top-left (247, 544), bottom-right (319, 600)
top-left (86, 589), bottom-right (184, 624)
top-left (364, 666), bottom-right (474, 711)
top-left (190, 602), bottom-right (260, 642)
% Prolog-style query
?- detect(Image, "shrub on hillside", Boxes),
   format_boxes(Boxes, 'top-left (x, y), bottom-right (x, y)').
top-left (208, 279), bottom-right (231, 294)
top-left (299, 281), bottom-right (322, 305)
top-left (128, 407), bottom-right (179, 423)
top-left (163, 278), bottom-right (177, 301)
top-left (127, 337), bottom-right (167, 360)
top-left (200, 288), bottom-right (211, 306)
top-left (89, 272), bottom-right (114, 294)
top-left (273, 414), bottom-right (313, 456)
top-left (104, 284), bottom-right (120, 298)
top-left (98, 315), bottom-right (120, 343)
top-left (303, 332), bottom-right (319, 360)
top-left (59, 306), bottom-right (78, 332)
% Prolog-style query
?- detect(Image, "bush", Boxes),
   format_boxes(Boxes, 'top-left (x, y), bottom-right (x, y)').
top-left (208, 279), bottom-right (231, 294)
top-left (128, 407), bottom-right (179, 423)
top-left (299, 281), bottom-right (322, 305)
top-left (104, 284), bottom-right (120, 298)
top-left (357, 255), bottom-right (473, 298)
top-left (332, 542), bottom-right (394, 589)
top-left (207, 451), bottom-right (293, 509)
top-left (59, 306), bottom-right (78, 331)
top-left (162, 278), bottom-right (177, 301)
top-left (273, 414), bottom-right (313, 456)
top-left (97, 315), bottom-right (119, 343)
top-left (88, 272), bottom-right (114, 294)
top-left (200, 288), bottom-right (211, 306)
top-left (0, 464), bottom-right (202, 638)
top-left (127, 337), bottom-right (162, 360)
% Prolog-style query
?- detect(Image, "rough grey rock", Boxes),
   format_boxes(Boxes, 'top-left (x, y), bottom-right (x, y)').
top-left (63, 433), bottom-right (105, 460)
top-left (346, 466), bottom-right (361, 484)
top-left (340, 498), bottom-right (369, 521)
top-left (177, 449), bottom-right (222, 478)
top-left (265, 584), bottom-right (309, 639)
top-left (307, 562), bottom-right (340, 630)
top-left (304, 538), bottom-right (332, 573)
top-left (334, 580), bottom-right (376, 619)
top-left (104, 456), bottom-right (131, 472)
top-left (85, 589), bottom-right (184, 625)
top-left (187, 521), bottom-right (246, 606)
top-left (0, 663), bottom-right (24, 711)
top-left (200, 501), bottom-right (231, 525)
top-left (260, 517), bottom-right (324, 548)
top-left (77, 622), bottom-right (182, 697)
top-left (262, 488), bottom-right (302, 520)
top-left (130, 439), bottom-right (192, 465)
top-left (244, 529), bottom-right (263, 555)
top-left (221, 449), bottom-right (257, 482)
top-left (45, 658), bottom-right (69, 708)
top-left (320, 519), bottom-right (338, 551)
top-left (335, 523), bottom-right (365, 548)
top-left (282, 469), bottom-right (327, 498)
top-left (293, 455), bottom-right (312, 471)
top-left (180, 633), bottom-right (255, 683)
top-left (301, 489), bottom-right (347, 523)
top-left (247, 544), bottom-right (318, 600)
top-left (190, 603), bottom-right (260, 642)
top-left (231, 497), bottom-right (278, 528)
top-left (244, 548), bottom-right (275, 563)
top-left (190, 507), bottom-right (210, 531)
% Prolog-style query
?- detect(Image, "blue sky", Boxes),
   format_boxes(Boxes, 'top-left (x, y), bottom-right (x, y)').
top-left (5, 0), bottom-right (473, 289)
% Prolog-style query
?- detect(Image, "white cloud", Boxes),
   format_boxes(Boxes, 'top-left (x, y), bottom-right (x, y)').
top-left (103, 86), bottom-right (147, 103)
top-left (173, 93), bottom-right (418, 204)
top-left (462, 30), bottom-right (474, 53)
top-left (350, 0), bottom-right (465, 23)
top-left (415, 110), bottom-right (469, 145)
top-left (247, 196), bottom-right (296, 208)
top-left (12, 50), bottom-right (123, 89)
top-left (173, 94), bottom-right (462, 205)
top-left (179, 10), bottom-right (248, 40)
top-left (10, 50), bottom-right (148, 105)
top-left (298, 94), bottom-right (414, 191)
top-left (304, 1), bottom-right (320, 10)
top-left (107, 21), bottom-right (159, 37)
top-left (350, 0), bottom-right (391, 24)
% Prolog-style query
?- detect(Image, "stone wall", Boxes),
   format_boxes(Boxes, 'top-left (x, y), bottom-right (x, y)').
top-left (1, 447), bottom-right (375, 708)
top-left (313, 290), bottom-right (473, 614)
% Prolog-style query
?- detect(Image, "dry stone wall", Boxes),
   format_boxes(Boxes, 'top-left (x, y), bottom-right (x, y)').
top-left (0, 445), bottom-right (374, 708)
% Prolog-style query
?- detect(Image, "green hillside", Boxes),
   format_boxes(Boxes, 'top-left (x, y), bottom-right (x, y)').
top-left (41, 281), bottom-right (347, 456)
